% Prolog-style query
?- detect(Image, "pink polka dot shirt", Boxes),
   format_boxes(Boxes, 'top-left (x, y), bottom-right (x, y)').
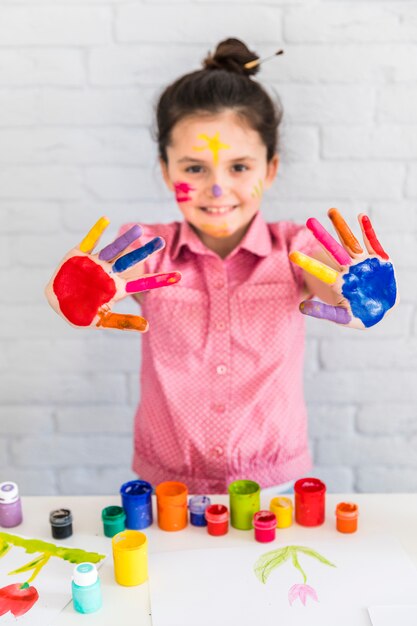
top-left (121, 212), bottom-right (317, 494)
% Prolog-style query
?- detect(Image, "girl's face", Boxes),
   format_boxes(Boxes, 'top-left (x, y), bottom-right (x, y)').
top-left (160, 109), bottom-right (279, 256)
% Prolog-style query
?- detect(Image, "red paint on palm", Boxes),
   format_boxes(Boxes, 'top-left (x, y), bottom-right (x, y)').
top-left (0, 583), bottom-right (39, 617)
top-left (53, 256), bottom-right (116, 326)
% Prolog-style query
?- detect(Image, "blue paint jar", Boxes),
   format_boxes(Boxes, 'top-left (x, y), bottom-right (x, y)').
top-left (120, 480), bottom-right (153, 530)
top-left (72, 562), bottom-right (102, 614)
top-left (189, 495), bottom-right (211, 527)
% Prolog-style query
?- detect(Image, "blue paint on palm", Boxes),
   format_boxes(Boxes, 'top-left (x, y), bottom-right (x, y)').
top-left (342, 258), bottom-right (396, 328)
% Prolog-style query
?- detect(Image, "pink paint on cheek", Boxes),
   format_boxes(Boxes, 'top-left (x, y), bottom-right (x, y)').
top-left (53, 256), bottom-right (116, 326)
top-left (174, 181), bottom-right (195, 203)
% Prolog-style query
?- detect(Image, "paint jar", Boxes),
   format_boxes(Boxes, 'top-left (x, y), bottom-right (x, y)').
top-left (269, 497), bottom-right (293, 528)
top-left (228, 480), bottom-right (261, 530)
top-left (294, 477), bottom-right (326, 527)
top-left (120, 480), bottom-right (153, 530)
top-left (0, 482), bottom-right (23, 528)
top-left (253, 510), bottom-right (277, 543)
top-left (188, 495), bottom-right (211, 527)
top-left (335, 502), bottom-right (358, 534)
top-left (112, 530), bottom-right (148, 586)
top-left (205, 504), bottom-right (229, 536)
top-left (72, 562), bottom-right (102, 614)
top-left (50, 509), bottom-right (73, 539)
top-left (155, 481), bottom-right (188, 531)
top-left (102, 505), bottom-right (126, 538)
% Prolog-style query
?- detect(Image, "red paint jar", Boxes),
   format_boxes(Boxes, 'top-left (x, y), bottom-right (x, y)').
top-left (294, 477), bottom-right (326, 527)
top-left (253, 510), bottom-right (277, 543)
top-left (205, 504), bottom-right (229, 536)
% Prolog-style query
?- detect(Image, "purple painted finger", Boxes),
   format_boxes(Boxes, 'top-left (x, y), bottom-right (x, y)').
top-left (307, 218), bottom-right (352, 266)
top-left (300, 300), bottom-right (352, 325)
top-left (98, 224), bottom-right (142, 261)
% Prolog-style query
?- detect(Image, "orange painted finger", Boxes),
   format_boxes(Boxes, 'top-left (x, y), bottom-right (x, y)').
top-left (358, 214), bottom-right (389, 260)
top-left (289, 251), bottom-right (339, 285)
top-left (327, 208), bottom-right (363, 255)
top-left (96, 309), bottom-right (148, 332)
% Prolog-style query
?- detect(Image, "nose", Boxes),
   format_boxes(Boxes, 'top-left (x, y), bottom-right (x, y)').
top-left (211, 184), bottom-right (223, 198)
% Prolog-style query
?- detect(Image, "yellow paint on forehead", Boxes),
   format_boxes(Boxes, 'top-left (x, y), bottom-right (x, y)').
top-left (193, 132), bottom-right (230, 165)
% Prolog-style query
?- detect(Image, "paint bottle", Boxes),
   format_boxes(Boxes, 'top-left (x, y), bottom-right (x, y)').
top-left (112, 530), bottom-right (148, 586)
top-left (188, 495), bottom-right (211, 527)
top-left (0, 482), bottom-right (23, 528)
top-left (294, 477), bottom-right (326, 527)
top-left (72, 562), bottom-right (102, 614)
top-left (228, 480), bottom-right (261, 530)
top-left (205, 504), bottom-right (229, 536)
top-left (269, 496), bottom-right (293, 528)
top-left (155, 481), bottom-right (188, 531)
top-left (120, 480), bottom-right (153, 530)
top-left (335, 502), bottom-right (358, 534)
top-left (50, 509), bottom-right (73, 539)
top-left (253, 510), bottom-right (277, 543)
top-left (102, 505), bottom-right (126, 538)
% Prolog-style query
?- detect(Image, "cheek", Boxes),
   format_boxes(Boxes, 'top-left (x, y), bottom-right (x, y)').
top-left (173, 181), bottom-right (197, 203)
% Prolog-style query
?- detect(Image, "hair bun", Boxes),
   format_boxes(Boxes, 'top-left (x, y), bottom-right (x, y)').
top-left (203, 37), bottom-right (259, 77)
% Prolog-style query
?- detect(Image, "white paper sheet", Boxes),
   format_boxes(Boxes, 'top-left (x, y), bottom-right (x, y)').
top-left (368, 606), bottom-right (417, 626)
top-left (149, 535), bottom-right (417, 626)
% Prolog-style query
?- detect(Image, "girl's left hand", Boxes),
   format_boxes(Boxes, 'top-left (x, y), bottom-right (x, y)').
top-left (289, 209), bottom-right (399, 329)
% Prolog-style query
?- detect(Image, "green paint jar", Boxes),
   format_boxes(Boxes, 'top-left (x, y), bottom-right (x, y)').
top-left (102, 506), bottom-right (126, 538)
top-left (228, 480), bottom-right (261, 530)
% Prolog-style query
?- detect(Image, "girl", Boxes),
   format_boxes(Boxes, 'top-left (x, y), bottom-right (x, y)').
top-left (46, 38), bottom-right (398, 494)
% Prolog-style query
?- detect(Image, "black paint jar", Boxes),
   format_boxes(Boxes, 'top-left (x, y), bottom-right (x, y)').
top-left (50, 508), bottom-right (73, 540)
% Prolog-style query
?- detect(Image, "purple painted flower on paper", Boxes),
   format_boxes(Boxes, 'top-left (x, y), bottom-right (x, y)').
top-left (288, 583), bottom-right (318, 606)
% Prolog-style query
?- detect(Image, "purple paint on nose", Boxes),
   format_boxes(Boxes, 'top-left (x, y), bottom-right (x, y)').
top-left (212, 184), bottom-right (222, 198)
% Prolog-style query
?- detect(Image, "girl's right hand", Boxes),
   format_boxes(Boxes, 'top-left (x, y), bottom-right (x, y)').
top-left (45, 217), bottom-right (181, 332)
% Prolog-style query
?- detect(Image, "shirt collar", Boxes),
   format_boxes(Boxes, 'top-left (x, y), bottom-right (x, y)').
top-left (172, 211), bottom-right (272, 260)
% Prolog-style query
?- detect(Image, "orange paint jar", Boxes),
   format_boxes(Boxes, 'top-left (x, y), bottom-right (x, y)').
top-left (335, 502), bottom-right (358, 533)
top-left (155, 481), bottom-right (188, 531)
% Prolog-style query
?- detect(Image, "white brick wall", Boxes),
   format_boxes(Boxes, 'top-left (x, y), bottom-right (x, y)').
top-left (0, 0), bottom-right (416, 495)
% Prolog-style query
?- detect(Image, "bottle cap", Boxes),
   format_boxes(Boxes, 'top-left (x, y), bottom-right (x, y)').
top-left (73, 562), bottom-right (98, 587)
top-left (0, 482), bottom-right (19, 504)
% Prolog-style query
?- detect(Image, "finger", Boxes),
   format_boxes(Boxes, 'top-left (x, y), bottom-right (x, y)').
top-left (328, 208), bottom-right (363, 255)
top-left (299, 300), bottom-right (352, 325)
top-left (289, 251), bottom-right (339, 285)
top-left (126, 271), bottom-right (181, 294)
top-left (79, 217), bottom-right (110, 254)
top-left (98, 224), bottom-right (142, 261)
top-left (112, 237), bottom-right (164, 273)
top-left (306, 217), bottom-right (352, 266)
top-left (96, 309), bottom-right (148, 332)
top-left (358, 214), bottom-right (389, 260)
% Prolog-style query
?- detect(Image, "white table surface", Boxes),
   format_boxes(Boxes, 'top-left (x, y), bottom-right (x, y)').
top-left (3, 493), bottom-right (417, 625)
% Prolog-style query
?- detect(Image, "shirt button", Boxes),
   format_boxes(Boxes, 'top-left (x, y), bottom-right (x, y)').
top-left (213, 404), bottom-right (226, 413)
top-left (216, 364), bottom-right (227, 375)
top-left (216, 321), bottom-right (226, 331)
top-left (211, 446), bottom-right (224, 458)
top-left (214, 280), bottom-right (225, 289)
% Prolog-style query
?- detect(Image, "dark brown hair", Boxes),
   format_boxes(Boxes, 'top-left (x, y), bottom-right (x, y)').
top-left (155, 38), bottom-right (283, 163)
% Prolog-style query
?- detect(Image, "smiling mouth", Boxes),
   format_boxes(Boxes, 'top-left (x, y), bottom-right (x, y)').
top-left (200, 205), bottom-right (238, 215)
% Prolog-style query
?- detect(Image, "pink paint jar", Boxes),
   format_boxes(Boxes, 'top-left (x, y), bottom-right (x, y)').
top-left (253, 510), bottom-right (277, 543)
top-left (205, 504), bottom-right (229, 536)
top-left (294, 477), bottom-right (326, 527)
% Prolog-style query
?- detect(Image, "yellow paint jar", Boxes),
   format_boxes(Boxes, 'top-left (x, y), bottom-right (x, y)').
top-left (112, 530), bottom-right (148, 586)
top-left (269, 497), bottom-right (293, 528)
